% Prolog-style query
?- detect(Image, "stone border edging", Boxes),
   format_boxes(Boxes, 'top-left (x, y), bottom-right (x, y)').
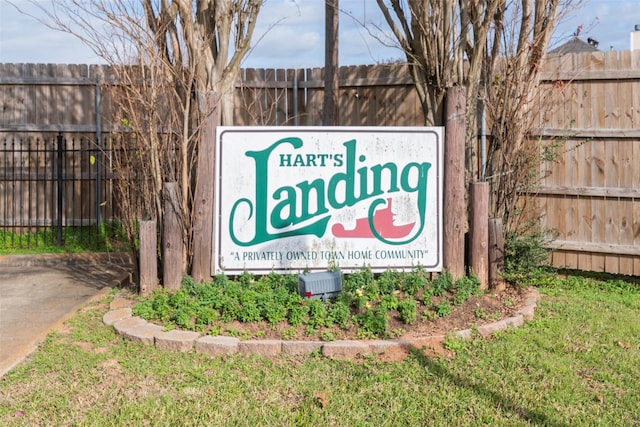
top-left (103, 288), bottom-right (541, 359)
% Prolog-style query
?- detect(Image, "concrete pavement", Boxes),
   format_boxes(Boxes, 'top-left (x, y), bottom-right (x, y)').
top-left (0, 253), bottom-right (134, 377)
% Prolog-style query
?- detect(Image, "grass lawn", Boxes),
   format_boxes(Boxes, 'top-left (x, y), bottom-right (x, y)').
top-left (1, 275), bottom-right (639, 426)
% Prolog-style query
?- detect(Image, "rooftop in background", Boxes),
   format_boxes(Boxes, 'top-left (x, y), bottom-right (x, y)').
top-left (548, 37), bottom-right (601, 55)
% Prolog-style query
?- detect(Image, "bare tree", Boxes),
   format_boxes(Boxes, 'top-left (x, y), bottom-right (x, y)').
top-left (375, 0), bottom-right (579, 231)
top-left (15, 0), bottom-right (263, 282)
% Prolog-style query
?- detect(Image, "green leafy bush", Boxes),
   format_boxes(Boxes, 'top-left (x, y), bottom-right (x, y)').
top-left (400, 266), bottom-right (427, 296)
top-left (354, 306), bottom-right (388, 338)
top-left (133, 267), bottom-right (479, 340)
top-left (306, 299), bottom-right (327, 328)
top-left (377, 270), bottom-right (400, 295)
top-left (503, 230), bottom-right (554, 286)
top-left (288, 303), bottom-right (309, 327)
top-left (434, 300), bottom-right (452, 317)
top-left (453, 275), bottom-right (481, 306)
top-left (432, 272), bottom-right (453, 296)
top-left (398, 298), bottom-right (418, 324)
top-left (380, 294), bottom-right (399, 311)
top-left (327, 300), bottom-right (350, 328)
top-left (342, 266), bottom-right (374, 293)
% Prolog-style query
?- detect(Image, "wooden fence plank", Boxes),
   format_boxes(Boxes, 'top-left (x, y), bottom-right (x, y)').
top-left (634, 140), bottom-right (640, 276)
top-left (339, 65), bottom-right (357, 125)
top-left (602, 53), bottom-right (619, 273)
top-left (586, 54), bottom-right (606, 272)
top-left (576, 140), bottom-right (592, 271)
top-left (275, 68), bottom-right (288, 125)
top-left (306, 68), bottom-right (323, 125)
top-left (564, 133), bottom-right (578, 270)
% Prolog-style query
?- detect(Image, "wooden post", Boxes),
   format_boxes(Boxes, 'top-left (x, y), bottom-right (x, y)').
top-left (489, 218), bottom-right (506, 291)
top-left (323, 0), bottom-right (339, 126)
top-left (443, 86), bottom-right (466, 281)
top-left (469, 182), bottom-right (489, 289)
top-left (138, 220), bottom-right (158, 296)
top-left (163, 182), bottom-right (182, 290)
top-left (191, 91), bottom-right (218, 282)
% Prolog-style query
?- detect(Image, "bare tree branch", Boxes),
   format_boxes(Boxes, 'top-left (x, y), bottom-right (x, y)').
top-left (13, 0), bottom-right (264, 281)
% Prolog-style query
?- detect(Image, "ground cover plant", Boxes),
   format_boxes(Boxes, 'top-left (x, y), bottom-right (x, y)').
top-left (0, 222), bottom-right (129, 255)
top-left (1, 273), bottom-right (639, 425)
top-left (131, 267), bottom-right (489, 341)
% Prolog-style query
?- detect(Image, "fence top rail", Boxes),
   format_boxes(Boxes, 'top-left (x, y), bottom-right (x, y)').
top-left (0, 125), bottom-right (101, 133)
top-left (236, 75), bottom-right (416, 89)
top-left (0, 76), bottom-right (98, 85)
top-left (531, 127), bottom-right (640, 139)
top-left (539, 69), bottom-right (640, 82)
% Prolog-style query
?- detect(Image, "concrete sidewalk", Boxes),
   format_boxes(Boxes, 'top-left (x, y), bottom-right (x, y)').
top-left (0, 253), bottom-right (134, 377)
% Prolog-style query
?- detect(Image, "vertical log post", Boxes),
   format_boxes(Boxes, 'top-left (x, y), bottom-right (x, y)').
top-left (191, 91), bottom-right (218, 282)
top-left (489, 218), bottom-right (506, 291)
top-left (323, 0), bottom-right (339, 126)
top-left (469, 182), bottom-right (489, 289)
top-left (163, 182), bottom-right (182, 291)
top-left (138, 220), bottom-right (158, 296)
top-left (443, 86), bottom-right (466, 281)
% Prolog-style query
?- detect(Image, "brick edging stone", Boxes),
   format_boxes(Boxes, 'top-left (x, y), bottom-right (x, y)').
top-left (102, 288), bottom-right (540, 359)
top-left (103, 288), bottom-right (541, 359)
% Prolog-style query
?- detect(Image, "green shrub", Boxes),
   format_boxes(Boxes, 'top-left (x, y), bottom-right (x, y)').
top-left (400, 266), bottom-right (427, 296)
top-left (432, 272), bottom-right (453, 296)
top-left (327, 300), bottom-right (350, 328)
top-left (342, 266), bottom-right (374, 293)
top-left (237, 271), bottom-right (254, 286)
top-left (131, 295), bottom-right (159, 319)
top-left (380, 294), bottom-right (399, 311)
top-left (261, 297), bottom-right (288, 325)
top-left (306, 299), bottom-right (327, 328)
top-left (194, 305), bottom-right (218, 326)
top-left (320, 331), bottom-right (336, 341)
top-left (421, 292), bottom-right (433, 307)
top-left (453, 275), bottom-right (481, 306)
top-left (288, 303), bottom-right (309, 327)
top-left (503, 229), bottom-right (554, 285)
top-left (377, 270), bottom-right (400, 295)
top-left (220, 298), bottom-right (242, 323)
top-left (398, 298), bottom-right (418, 324)
top-left (133, 267), bottom-right (464, 337)
top-left (434, 300), bottom-right (452, 317)
top-left (354, 306), bottom-right (388, 338)
top-left (281, 327), bottom-right (297, 340)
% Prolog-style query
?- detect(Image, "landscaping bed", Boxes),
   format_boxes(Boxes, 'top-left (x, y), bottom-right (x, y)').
top-left (131, 268), bottom-right (528, 344)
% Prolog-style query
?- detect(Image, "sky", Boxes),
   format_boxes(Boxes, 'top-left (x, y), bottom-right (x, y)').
top-left (0, 0), bottom-right (639, 68)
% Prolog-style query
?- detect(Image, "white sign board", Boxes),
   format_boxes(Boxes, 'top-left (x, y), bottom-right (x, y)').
top-left (213, 127), bottom-right (443, 274)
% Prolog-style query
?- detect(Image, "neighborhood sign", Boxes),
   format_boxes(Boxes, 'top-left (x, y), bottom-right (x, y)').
top-left (213, 126), bottom-right (443, 274)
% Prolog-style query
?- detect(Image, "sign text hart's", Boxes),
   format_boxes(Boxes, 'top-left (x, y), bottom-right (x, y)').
top-left (214, 127), bottom-right (443, 274)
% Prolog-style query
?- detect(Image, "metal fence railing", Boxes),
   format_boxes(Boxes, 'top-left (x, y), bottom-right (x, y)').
top-left (0, 133), bottom-right (118, 250)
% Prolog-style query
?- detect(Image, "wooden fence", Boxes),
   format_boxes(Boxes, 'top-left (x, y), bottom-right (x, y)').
top-left (1, 55), bottom-right (639, 275)
top-left (233, 64), bottom-right (422, 126)
top-left (0, 62), bottom-right (422, 134)
top-left (534, 50), bottom-right (640, 276)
